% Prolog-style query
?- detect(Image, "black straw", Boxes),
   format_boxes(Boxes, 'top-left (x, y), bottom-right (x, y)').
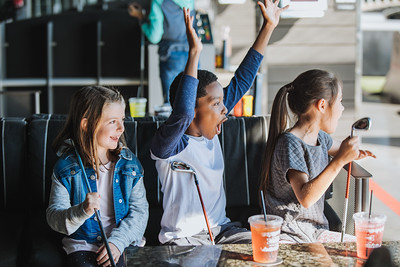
top-left (369, 190), bottom-right (374, 219)
top-left (260, 190), bottom-right (268, 223)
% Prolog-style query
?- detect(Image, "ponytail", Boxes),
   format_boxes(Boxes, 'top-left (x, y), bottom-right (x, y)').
top-left (259, 83), bottom-right (292, 197)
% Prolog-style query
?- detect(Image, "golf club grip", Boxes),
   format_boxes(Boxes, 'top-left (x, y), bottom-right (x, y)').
top-left (95, 209), bottom-right (117, 267)
top-left (72, 147), bottom-right (116, 267)
top-left (341, 198), bottom-right (349, 242)
top-left (195, 184), bottom-right (215, 244)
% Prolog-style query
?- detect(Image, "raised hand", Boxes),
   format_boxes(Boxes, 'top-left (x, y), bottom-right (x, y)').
top-left (257, 0), bottom-right (289, 29)
top-left (356, 149), bottom-right (376, 160)
top-left (128, 2), bottom-right (144, 20)
top-left (182, 8), bottom-right (201, 78)
top-left (183, 8), bottom-right (202, 54)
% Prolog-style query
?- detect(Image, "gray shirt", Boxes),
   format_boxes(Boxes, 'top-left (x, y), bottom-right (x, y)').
top-left (265, 130), bottom-right (333, 243)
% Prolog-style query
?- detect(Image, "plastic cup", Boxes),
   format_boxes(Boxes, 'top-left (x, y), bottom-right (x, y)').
top-left (248, 214), bottom-right (283, 263)
top-left (129, 97), bottom-right (147, 117)
top-left (242, 95), bottom-right (253, 117)
top-left (353, 212), bottom-right (387, 260)
top-left (233, 98), bottom-right (242, 117)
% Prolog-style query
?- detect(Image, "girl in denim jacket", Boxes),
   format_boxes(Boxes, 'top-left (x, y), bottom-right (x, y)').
top-left (47, 86), bottom-right (149, 267)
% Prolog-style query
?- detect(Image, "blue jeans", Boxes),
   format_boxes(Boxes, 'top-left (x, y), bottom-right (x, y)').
top-left (159, 50), bottom-right (188, 104)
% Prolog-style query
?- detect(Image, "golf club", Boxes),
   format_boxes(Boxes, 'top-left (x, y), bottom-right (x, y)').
top-left (65, 139), bottom-right (117, 267)
top-left (170, 161), bottom-right (215, 245)
top-left (340, 117), bottom-right (371, 242)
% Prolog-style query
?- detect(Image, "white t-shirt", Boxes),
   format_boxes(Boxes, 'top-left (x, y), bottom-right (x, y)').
top-left (151, 135), bottom-right (230, 244)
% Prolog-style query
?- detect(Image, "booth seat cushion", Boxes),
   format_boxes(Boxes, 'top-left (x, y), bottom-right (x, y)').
top-left (0, 212), bottom-right (25, 267)
top-left (20, 211), bottom-right (67, 267)
top-left (0, 118), bottom-right (27, 267)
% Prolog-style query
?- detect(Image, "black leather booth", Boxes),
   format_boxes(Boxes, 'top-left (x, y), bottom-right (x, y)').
top-left (0, 114), bottom-right (340, 267)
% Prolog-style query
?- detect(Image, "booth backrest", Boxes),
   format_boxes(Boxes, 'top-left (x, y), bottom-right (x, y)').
top-left (1, 114), bottom-right (270, 248)
top-left (1, 114), bottom-right (350, 267)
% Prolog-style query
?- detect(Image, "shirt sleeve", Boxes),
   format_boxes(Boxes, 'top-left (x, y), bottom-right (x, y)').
top-left (319, 130), bottom-right (333, 150)
top-left (223, 48), bottom-right (264, 112)
top-left (108, 178), bottom-right (149, 253)
top-left (46, 173), bottom-right (91, 235)
top-left (150, 75), bottom-right (199, 159)
top-left (141, 0), bottom-right (164, 44)
top-left (276, 134), bottom-right (309, 183)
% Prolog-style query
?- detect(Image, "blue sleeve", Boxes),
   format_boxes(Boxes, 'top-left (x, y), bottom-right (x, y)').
top-left (141, 0), bottom-right (164, 44)
top-left (223, 48), bottom-right (264, 113)
top-left (172, 0), bottom-right (194, 9)
top-left (150, 75), bottom-right (199, 159)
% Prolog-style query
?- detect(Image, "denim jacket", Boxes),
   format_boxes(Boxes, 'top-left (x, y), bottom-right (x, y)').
top-left (46, 147), bottom-right (149, 253)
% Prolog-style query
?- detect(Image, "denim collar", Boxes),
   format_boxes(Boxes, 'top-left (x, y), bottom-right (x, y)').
top-left (118, 147), bottom-right (132, 161)
top-left (58, 142), bottom-right (132, 161)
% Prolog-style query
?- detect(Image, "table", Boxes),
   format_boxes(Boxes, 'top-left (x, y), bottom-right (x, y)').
top-left (125, 241), bottom-right (400, 266)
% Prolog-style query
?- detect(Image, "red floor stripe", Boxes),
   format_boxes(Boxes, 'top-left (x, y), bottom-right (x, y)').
top-left (369, 180), bottom-right (400, 217)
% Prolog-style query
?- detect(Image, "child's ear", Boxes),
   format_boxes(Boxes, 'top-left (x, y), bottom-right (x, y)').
top-left (193, 107), bottom-right (198, 119)
top-left (80, 118), bottom-right (88, 131)
top-left (316, 98), bottom-right (327, 113)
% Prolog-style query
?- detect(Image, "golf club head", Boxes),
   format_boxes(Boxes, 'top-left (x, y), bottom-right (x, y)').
top-left (351, 117), bottom-right (371, 137)
top-left (170, 161), bottom-right (196, 174)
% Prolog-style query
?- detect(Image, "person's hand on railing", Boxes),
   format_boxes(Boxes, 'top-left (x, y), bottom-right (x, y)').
top-left (355, 149), bottom-right (376, 160)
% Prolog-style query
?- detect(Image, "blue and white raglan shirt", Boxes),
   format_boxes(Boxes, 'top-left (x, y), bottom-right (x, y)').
top-left (150, 48), bottom-right (263, 244)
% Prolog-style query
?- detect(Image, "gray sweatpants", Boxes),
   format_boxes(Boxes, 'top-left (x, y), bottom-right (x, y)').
top-left (165, 221), bottom-right (252, 246)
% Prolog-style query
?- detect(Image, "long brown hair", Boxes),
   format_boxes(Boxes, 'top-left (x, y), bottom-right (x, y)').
top-left (260, 69), bottom-right (341, 195)
top-left (53, 86), bottom-right (126, 172)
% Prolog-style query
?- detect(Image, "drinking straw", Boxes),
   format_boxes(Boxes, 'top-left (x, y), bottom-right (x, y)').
top-left (366, 190), bottom-right (374, 257)
top-left (260, 190), bottom-right (268, 223)
top-left (369, 190), bottom-right (374, 219)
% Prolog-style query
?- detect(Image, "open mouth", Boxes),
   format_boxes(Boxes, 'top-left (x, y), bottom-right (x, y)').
top-left (110, 136), bottom-right (119, 142)
top-left (216, 117), bottom-right (228, 135)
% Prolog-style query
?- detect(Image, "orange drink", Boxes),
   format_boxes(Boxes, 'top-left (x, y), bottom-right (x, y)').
top-left (242, 95), bottom-right (253, 117)
top-left (248, 215), bottom-right (283, 263)
top-left (353, 212), bottom-right (386, 260)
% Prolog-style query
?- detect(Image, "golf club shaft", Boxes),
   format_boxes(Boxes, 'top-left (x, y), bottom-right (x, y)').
top-left (93, 209), bottom-right (116, 267)
top-left (194, 179), bottom-right (215, 245)
top-left (341, 160), bottom-right (352, 242)
top-left (341, 198), bottom-right (349, 242)
top-left (74, 147), bottom-right (117, 267)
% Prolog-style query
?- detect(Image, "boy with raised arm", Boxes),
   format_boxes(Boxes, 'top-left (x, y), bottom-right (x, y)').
top-left (151, 2), bottom-right (288, 245)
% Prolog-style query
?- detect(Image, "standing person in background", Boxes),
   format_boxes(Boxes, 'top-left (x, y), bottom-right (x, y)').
top-left (128, 0), bottom-right (195, 106)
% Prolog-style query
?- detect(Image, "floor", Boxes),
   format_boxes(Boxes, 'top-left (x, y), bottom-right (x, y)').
top-left (331, 96), bottom-right (400, 241)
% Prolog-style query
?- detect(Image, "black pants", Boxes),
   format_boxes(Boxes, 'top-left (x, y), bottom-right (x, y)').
top-left (67, 251), bottom-right (125, 267)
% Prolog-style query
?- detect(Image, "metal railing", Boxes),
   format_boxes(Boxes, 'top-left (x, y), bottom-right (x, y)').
top-left (363, 0), bottom-right (400, 11)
